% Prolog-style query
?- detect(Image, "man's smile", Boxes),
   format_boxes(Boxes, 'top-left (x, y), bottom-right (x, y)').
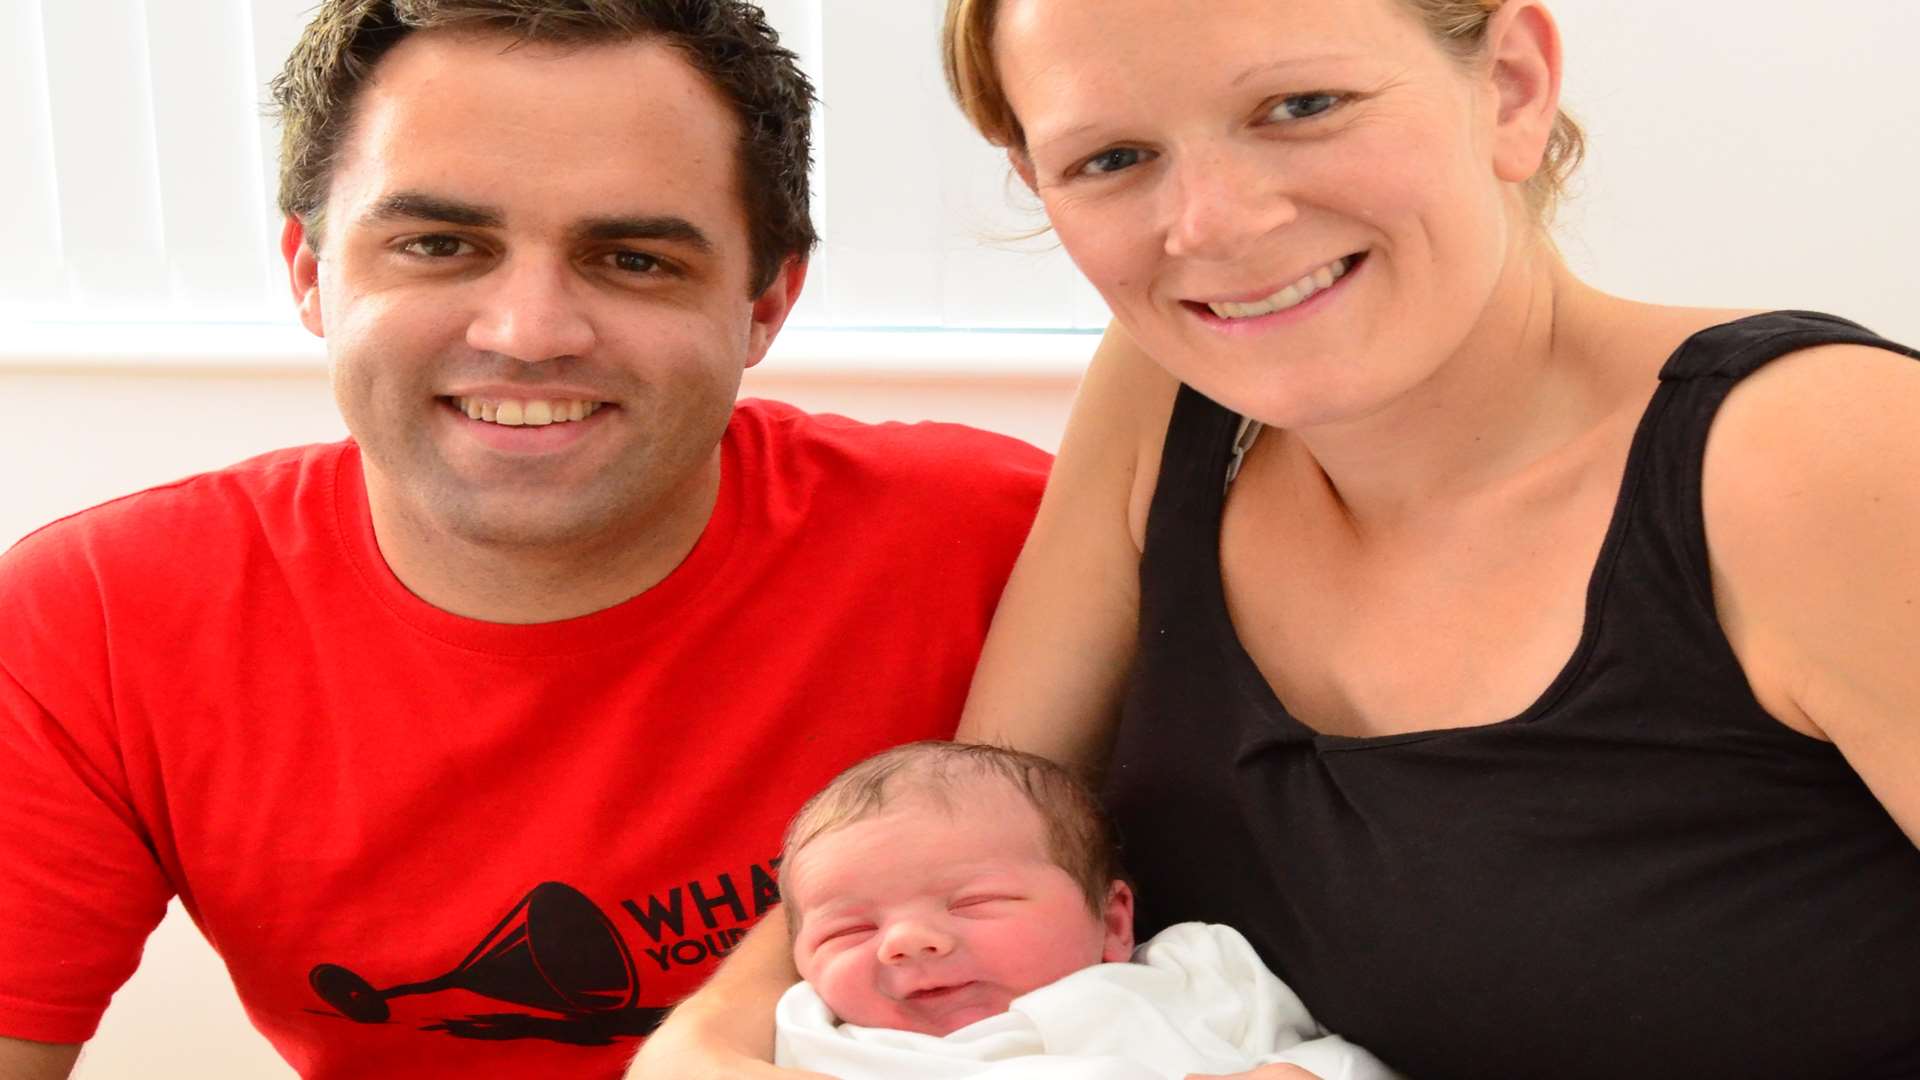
top-left (446, 395), bottom-right (608, 426)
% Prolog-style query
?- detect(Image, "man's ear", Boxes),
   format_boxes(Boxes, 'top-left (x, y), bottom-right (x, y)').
top-left (744, 255), bottom-right (810, 369)
top-left (1099, 880), bottom-right (1136, 962)
top-left (1009, 147), bottom-right (1038, 193)
top-left (281, 216), bottom-right (325, 338)
top-left (1484, 0), bottom-right (1563, 185)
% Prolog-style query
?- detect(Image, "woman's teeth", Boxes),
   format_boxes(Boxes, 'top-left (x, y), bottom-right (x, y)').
top-left (1206, 255), bottom-right (1355, 320)
top-left (452, 397), bottom-right (604, 427)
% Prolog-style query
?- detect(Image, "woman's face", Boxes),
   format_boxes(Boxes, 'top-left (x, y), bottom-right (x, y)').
top-left (997, 0), bottom-right (1526, 429)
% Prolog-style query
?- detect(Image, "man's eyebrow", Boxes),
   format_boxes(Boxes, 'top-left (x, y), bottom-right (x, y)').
top-left (361, 192), bottom-right (503, 228)
top-left (578, 216), bottom-right (714, 254)
top-left (357, 196), bottom-right (715, 254)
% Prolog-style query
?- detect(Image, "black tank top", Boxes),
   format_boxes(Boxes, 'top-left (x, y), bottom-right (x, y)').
top-left (1106, 312), bottom-right (1920, 1079)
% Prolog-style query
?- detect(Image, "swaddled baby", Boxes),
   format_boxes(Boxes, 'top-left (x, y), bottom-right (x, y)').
top-left (773, 741), bottom-right (1399, 1080)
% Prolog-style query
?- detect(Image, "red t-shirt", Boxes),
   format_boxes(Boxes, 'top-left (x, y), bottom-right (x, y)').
top-left (0, 400), bottom-right (1048, 1077)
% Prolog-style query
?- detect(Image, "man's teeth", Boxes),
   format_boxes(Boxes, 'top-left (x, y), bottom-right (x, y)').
top-left (1207, 256), bottom-right (1354, 320)
top-left (452, 397), bottom-right (605, 427)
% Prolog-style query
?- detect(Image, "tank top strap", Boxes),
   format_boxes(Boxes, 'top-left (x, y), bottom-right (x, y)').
top-left (1628, 311), bottom-right (1912, 553)
top-left (1627, 311), bottom-right (1920, 620)
top-left (1142, 383), bottom-right (1241, 559)
top-left (1657, 309), bottom-right (1916, 381)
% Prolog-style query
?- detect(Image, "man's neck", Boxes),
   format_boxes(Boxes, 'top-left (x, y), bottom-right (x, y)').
top-left (362, 453), bottom-right (723, 625)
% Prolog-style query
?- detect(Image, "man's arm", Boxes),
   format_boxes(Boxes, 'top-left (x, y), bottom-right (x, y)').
top-left (624, 907), bottom-right (834, 1079)
top-left (0, 1037), bottom-right (79, 1080)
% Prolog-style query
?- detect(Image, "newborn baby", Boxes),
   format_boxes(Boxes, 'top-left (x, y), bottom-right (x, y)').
top-left (773, 741), bottom-right (1398, 1080)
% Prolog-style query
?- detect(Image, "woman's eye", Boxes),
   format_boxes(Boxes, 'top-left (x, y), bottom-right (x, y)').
top-left (400, 235), bottom-right (471, 258)
top-left (1077, 147), bottom-right (1147, 177)
top-left (1268, 92), bottom-right (1342, 123)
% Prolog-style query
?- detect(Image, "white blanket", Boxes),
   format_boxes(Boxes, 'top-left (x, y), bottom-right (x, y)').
top-left (775, 922), bottom-right (1400, 1080)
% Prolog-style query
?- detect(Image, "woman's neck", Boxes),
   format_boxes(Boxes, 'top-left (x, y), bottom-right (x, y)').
top-left (1277, 244), bottom-right (1632, 534)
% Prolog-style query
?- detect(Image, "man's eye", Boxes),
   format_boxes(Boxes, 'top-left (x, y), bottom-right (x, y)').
top-left (400, 236), bottom-right (471, 258)
top-left (1268, 92), bottom-right (1343, 122)
top-left (610, 251), bottom-right (663, 274)
top-left (1077, 147), bottom-right (1148, 178)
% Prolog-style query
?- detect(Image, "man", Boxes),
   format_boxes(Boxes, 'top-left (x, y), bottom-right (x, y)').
top-left (0, 2), bottom-right (1046, 1077)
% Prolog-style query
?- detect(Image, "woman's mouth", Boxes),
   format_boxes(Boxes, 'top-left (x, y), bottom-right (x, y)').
top-left (1187, 252), bottom-right (1366, 322)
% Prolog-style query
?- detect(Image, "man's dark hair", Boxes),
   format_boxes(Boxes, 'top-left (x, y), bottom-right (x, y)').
top-left (270, 0), bottom-right (816, 294)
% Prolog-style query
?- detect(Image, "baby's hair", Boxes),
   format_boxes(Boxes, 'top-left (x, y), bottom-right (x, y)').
top-left (780, 741), bottom-right (1125, 925)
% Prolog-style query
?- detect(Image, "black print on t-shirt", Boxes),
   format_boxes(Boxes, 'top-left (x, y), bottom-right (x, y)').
top-left (620, 857), bottom-right (783, 973)
top-left (307, 880), bottom-right (667, 1045)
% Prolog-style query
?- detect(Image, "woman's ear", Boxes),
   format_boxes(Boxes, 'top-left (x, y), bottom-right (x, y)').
top-left (1484, 0), bottom-right (1564, 184)
top-left (1009, 147), bottom-right (1039, 193)
top-left (1100, 880), bottom-right (1136, 962)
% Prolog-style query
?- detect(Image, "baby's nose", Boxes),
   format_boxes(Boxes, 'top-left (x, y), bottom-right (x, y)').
top-left (877, 918), bottom-right (954, 963)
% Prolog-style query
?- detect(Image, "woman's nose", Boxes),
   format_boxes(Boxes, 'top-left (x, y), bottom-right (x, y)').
top-left (877, 918), bottom-right (955, 964)
top-left (465, 255), bottom-right (598, 363)
top-left (1163, 147), bottom-right (1299, 262)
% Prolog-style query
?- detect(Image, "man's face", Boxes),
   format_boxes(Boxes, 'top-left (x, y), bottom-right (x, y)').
top-left (288, 30), bottom-right (801, 553)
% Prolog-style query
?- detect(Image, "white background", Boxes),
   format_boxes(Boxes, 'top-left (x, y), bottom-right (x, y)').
top-left (0, 2), bottom-right (1914, 1075)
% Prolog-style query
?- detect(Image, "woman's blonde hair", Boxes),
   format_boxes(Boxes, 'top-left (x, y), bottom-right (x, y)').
top-left (941, 0), bottom-right (1585, 220)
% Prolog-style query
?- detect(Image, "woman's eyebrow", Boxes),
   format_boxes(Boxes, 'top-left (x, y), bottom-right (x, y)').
top-left (1228, 52), bottom-right (1361, 87)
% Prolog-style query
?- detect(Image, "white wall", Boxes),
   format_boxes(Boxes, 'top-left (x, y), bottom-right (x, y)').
top-left (6, 1), bottom-right (1919, 1075)
top-left (1551, 3), bottom-right (1918, 343)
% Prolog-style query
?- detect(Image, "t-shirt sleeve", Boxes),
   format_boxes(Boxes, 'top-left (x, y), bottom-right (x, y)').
top-left (0, 536), bottom-right (173, 1044)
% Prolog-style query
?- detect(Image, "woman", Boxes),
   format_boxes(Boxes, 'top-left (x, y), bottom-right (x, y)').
top-left (950, 0), bottom-right (1920, 1076)
top-left (637, 1), bottom-right (1920, 1077)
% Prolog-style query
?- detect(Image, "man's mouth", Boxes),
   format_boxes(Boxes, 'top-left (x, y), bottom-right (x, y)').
top-left (446, 395), bottom-right (607, 427)
top-left (1197, 252), bottom-right (1365, 320)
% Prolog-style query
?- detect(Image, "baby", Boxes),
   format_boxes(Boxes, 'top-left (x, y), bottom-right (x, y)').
top-left (772, 741), bottom-right (1399, 1080)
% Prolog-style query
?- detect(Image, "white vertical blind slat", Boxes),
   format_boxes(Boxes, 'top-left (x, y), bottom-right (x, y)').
top-left (40, 0), bottom-right (169, 313)
top-left (0, 0), bottom-right (65, 314)
top-left (249, 0), bottom-right (311, 316)
top-left (816, 0), bottom-right (945, 327)
top-left (145, 0), bottom-right (275, 314)
top-left (931, 61), bottom-right (1103, 330)
top-left (750, 0), bottom-right (832, 328)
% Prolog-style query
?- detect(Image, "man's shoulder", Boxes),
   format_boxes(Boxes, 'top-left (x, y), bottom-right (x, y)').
top-left (3, 441), bottom-right (351, 579)
top-left (730, 398), bottom-right (1051, 497)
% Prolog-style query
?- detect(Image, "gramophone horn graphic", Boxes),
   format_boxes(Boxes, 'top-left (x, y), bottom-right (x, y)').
top-left (309, 881), bottom-right (639, 1024)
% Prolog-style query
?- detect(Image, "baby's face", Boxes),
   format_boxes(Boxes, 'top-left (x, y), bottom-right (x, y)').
top-left (785, 786), bottom-right (1133, 1036)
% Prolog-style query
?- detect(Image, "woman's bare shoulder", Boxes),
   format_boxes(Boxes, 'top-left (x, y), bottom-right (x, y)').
top-left (1076, 322), bottom-right (1183, 551)
top-left (1701, 334), bottom-right (1920, 735)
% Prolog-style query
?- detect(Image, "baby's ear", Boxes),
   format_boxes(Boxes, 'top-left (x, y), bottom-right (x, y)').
top-left (1100, 880), bottom-right (1136, 962)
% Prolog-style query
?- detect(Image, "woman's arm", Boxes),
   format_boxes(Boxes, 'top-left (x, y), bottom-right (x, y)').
top-left (624, 908), bottom-right (834, 1079)
top-left (958, 322), bottom-right (1180, 772)
top-left (1704, 342), bottom-right (1920, 843)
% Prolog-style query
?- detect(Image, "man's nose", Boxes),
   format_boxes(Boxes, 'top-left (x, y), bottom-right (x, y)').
top-left (1162, 146), bottom-right (1299, 262)
top-left (465, 255), bottom-right (597, 363)
top-left (877, 918), bottom-right (955, 964)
